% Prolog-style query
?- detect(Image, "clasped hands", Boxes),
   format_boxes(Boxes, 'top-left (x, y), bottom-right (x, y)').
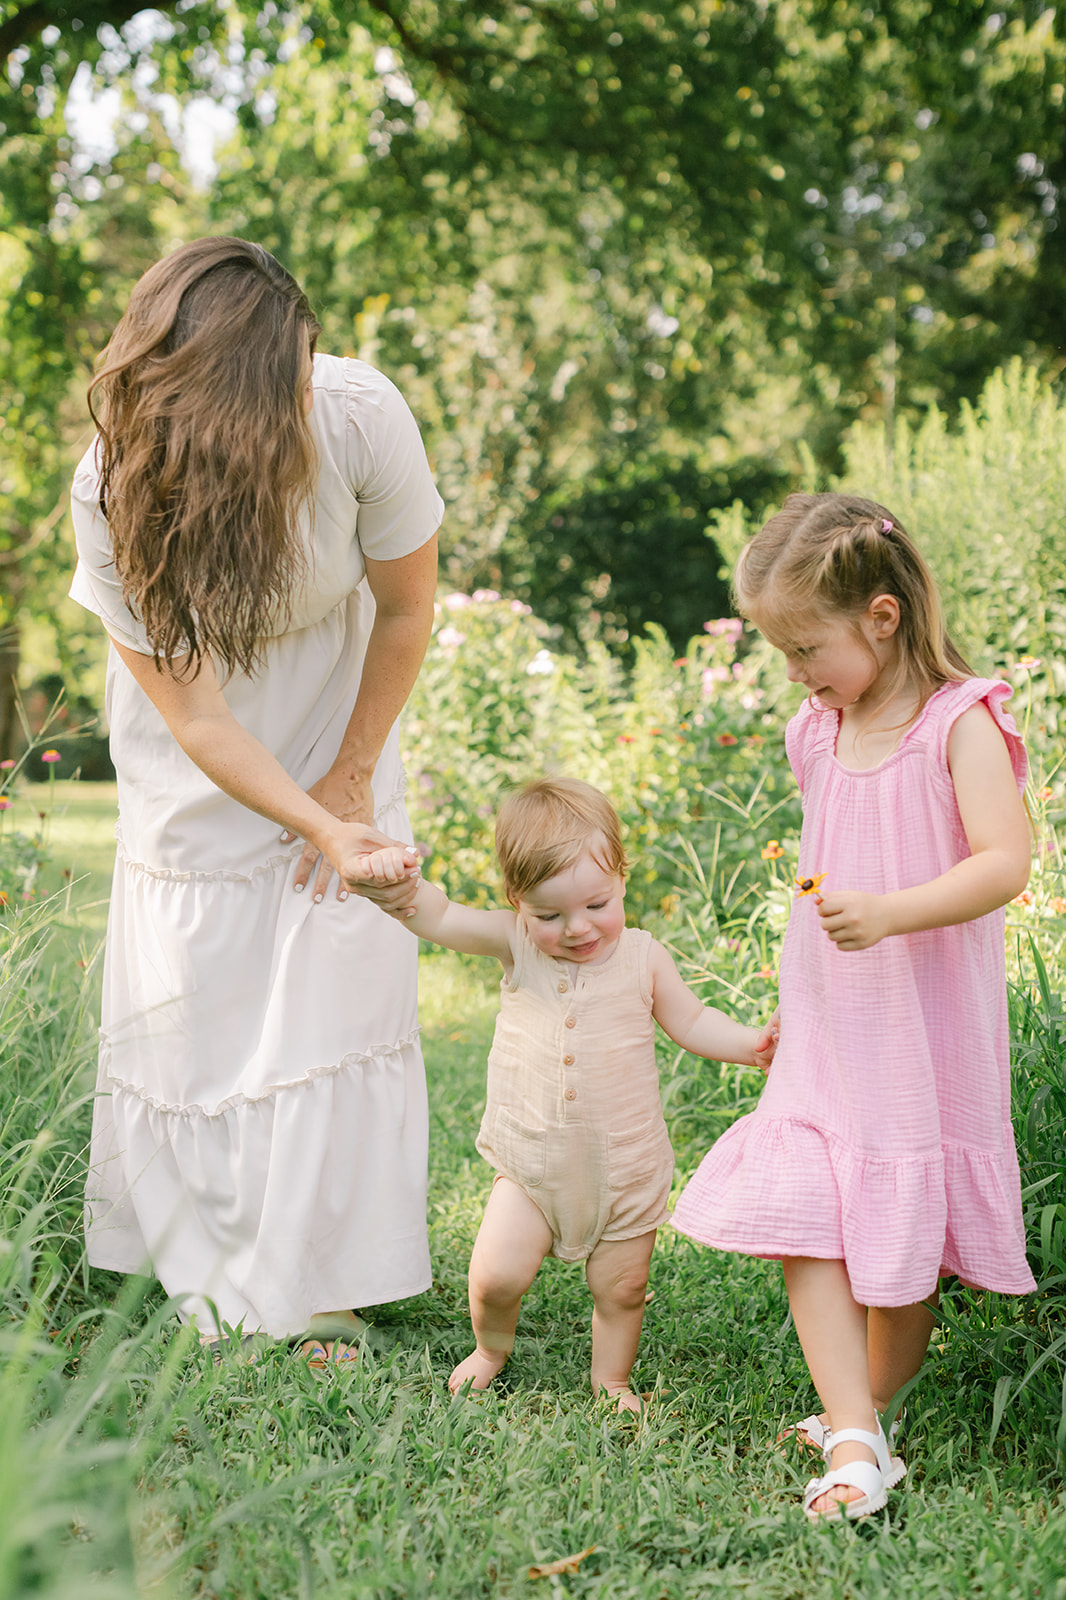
top-left (280, 768), bottom-right (421, 911)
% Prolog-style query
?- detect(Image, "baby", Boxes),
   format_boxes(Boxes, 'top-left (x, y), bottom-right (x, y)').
top-left (361, 777), bottom-right (777, 1409)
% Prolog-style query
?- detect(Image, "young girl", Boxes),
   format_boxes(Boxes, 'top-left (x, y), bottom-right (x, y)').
top-left (672, 493), bottom-right (1035, 1519)
top-left (360, 777), bottom-right (777, 1410)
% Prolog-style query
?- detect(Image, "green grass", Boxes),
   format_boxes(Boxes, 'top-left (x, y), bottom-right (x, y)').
top-left (2, 783), bottom-right (1065, 1600)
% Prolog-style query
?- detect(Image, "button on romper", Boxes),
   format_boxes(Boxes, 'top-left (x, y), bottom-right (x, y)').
top-left (476, 924), bottom-right (674, 1261)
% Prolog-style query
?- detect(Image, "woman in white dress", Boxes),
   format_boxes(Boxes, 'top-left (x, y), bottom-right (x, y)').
top-left (69, 237), bottom-right (443, 1357)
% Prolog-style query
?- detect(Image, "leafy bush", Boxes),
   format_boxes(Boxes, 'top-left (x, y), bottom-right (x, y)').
top-left (401, 590), bottom-right (802, 922)
top-left (712, 360), bottom-right (1066, 746)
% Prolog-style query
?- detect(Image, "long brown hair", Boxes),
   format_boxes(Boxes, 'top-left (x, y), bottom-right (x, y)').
top-left (89, 237), bottom-right (322, 677)
top-left (734, 492), bottom-right (972, 709)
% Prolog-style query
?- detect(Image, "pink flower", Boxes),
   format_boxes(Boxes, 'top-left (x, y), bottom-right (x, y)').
top-left (472, 588), bottom-right (501, 604)
top-left (0, 797), bottom-right (9, 811)
top-left (758, 964), bottom-right (775, 980)
top-left (717, 732), bottom-right (738, 747)
top-left (441, 593), bottom-right (472, 611)
top-left (1038, 786), bottom-right (1054, 801)
top-left (41, 749), bottom-right (61, 764)
top-left (436, 627), bottom-right (466, 651)
top-left (703, 618), bottom-right (743, 640)
top-left (1017, 656), bottom-right (1041, 671)
top-left (1012, 890), bottom-right (1034, 906)
top-left (1051, 897), bottom-right (1066, 916)
top-left (0, 759), bottom-right (13, 770)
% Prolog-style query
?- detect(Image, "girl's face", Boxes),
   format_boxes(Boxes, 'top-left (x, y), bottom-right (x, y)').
top-left (763, 601), bottom-right (899, 710)
top-left (517, 847), bottom-right (626, 966)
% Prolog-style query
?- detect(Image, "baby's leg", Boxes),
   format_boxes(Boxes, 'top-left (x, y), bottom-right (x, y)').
top-left (585, 1229), bottom-right (656, 1413)
top-left (450, 1176), bottom-right (553, 1395)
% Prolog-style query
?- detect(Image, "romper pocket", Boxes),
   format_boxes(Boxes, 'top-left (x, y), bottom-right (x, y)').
top-left (489, 1106), bottom-right (547, 1188)
top-left (606, 1117), bottom-right (672, 1193)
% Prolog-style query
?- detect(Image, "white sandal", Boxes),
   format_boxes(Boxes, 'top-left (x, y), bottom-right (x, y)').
top-left (802, 1420), bottom-right (907, 1522)
top-left (784, 1407), bottom-right (905, 1455)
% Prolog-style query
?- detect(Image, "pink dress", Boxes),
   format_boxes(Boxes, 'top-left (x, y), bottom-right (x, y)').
top-left (672, 677), bottom-right (1036, 1306)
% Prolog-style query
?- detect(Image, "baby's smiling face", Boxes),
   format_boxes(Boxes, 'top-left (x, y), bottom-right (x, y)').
top-left (516, 846), bottom-right (625, 966)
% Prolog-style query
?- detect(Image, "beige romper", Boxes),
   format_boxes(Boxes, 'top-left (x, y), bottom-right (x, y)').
top-left (475, 924), bottom-right (674, 1261)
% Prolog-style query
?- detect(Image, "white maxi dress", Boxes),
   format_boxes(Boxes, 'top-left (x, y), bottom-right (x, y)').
top-left (69, 353), bottom-right (444, 1337)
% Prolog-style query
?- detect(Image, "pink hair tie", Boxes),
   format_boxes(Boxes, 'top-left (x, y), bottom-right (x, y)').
top-left (880, 518), bottom-right (893, 532)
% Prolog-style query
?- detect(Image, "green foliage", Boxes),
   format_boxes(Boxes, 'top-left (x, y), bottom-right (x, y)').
top-left (401, 592), bottom-right (802, 923)
top-left (712, 360), bottom-right (1066, 739)
top-left (498, 454), bottom-right (789, 654)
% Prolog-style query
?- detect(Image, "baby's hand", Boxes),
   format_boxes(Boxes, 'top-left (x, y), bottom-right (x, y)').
top-left (816, 888), bottom-right (892, 951)
top-left (752, 1009), bottom-right (780, 1075)
top-left (352, 844), bottom-right (418, 886)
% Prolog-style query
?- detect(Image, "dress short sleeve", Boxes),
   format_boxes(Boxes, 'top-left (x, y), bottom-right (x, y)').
top-left (68, 437), bottom-right (155, 655)
top-left (311, 355), bottom-right (445, 562)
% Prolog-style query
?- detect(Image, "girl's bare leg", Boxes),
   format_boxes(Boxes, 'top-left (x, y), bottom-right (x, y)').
top-left (783, 1257), bottom-right (879, 1514)
top-left (867, 1289), bottom-right (938, 1416)
top-left (786, 1275), bottom-right (938, 1433)
top-left (449, 1176), bottom-right (554, 1395)
top-left (585, 1229), bottom-right (657, 1413)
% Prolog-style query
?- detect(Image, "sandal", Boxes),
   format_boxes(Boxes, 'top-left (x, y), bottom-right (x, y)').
top-left (778, 1413), bottom-right (832, 1451)
top-left (300, 1338), bottom-right (361, 1370)
top-left (802, 1420), bottom-right (906, 1522)
top-left (781, 1407), bottom-right (905, 1454)
top-left (203, 1332), bottom-right (268, 1367)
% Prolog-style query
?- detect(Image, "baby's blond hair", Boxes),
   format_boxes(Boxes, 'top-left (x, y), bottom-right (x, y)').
top-left (495, 777), bottom-right (627, 906)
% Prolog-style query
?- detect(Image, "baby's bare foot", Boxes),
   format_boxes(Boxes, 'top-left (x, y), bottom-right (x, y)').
top-left (448, 1347), bottom-right (508, 1395)
top-left (594, 1383), bottom-right (645, 1415)
top-left (612, 1388), bottom-right (644, 1415)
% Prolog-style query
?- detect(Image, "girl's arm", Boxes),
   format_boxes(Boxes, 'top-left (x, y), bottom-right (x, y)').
top-left (817, 701), bottom-right (1031, 951)
top-left (110, 637), bottom-right (417, 902)
top-left (648, 941), bottom-right (778, 1069)
top-left (282, 538), bottom-right (439, 897)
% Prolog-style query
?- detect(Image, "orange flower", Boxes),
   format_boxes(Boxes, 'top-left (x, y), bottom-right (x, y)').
top-left (761, 840), bottom-right (784, 860)
top-left (1051, 897), bottom-right (1066, 916)
top-left (717, 732), bottom-right (738, 747)
top-left (758, 964), bottom-right (775, 980)
top-left (1038, 786), bottom-right (1054, 801)
top-left (1012, 890), bottom-right (1034, 906)
top-left (795, 871), bottom-right (828, 897)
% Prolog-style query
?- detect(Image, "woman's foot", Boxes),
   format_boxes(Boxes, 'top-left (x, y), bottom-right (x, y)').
top-left (302, 1339), bottom-right (359, 1370)
top-left (449, 1346), bottom-right (509, 1394)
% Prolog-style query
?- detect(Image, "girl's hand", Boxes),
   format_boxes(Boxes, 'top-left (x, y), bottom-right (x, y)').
top-left (752, 1009), bottom-right (780, 1074)
top-left (816, 889), bottom-right (892, 950)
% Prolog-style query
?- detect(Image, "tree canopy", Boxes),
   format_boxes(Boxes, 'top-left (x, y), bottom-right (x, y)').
top-left (2, 0), bottom-right (1065, 744)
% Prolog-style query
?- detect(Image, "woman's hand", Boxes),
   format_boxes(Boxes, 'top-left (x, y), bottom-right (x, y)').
top-left (282, 769), bottom-right (376, 900)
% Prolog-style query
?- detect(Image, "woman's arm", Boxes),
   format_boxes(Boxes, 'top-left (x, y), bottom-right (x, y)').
top-left (110, 637), bottom-right (417, 899)
top-left (283, 536), bottom-right (438, 896)
top-left (816, 701), bottom-right (1031, 950)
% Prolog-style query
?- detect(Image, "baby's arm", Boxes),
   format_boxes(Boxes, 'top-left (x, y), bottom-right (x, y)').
top-left (816, 702), bottom-right (1030, 951)
top-left (648, 941), bottom-right (778, 1069)
top-left (359, 847), bottom-right (516, 962)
